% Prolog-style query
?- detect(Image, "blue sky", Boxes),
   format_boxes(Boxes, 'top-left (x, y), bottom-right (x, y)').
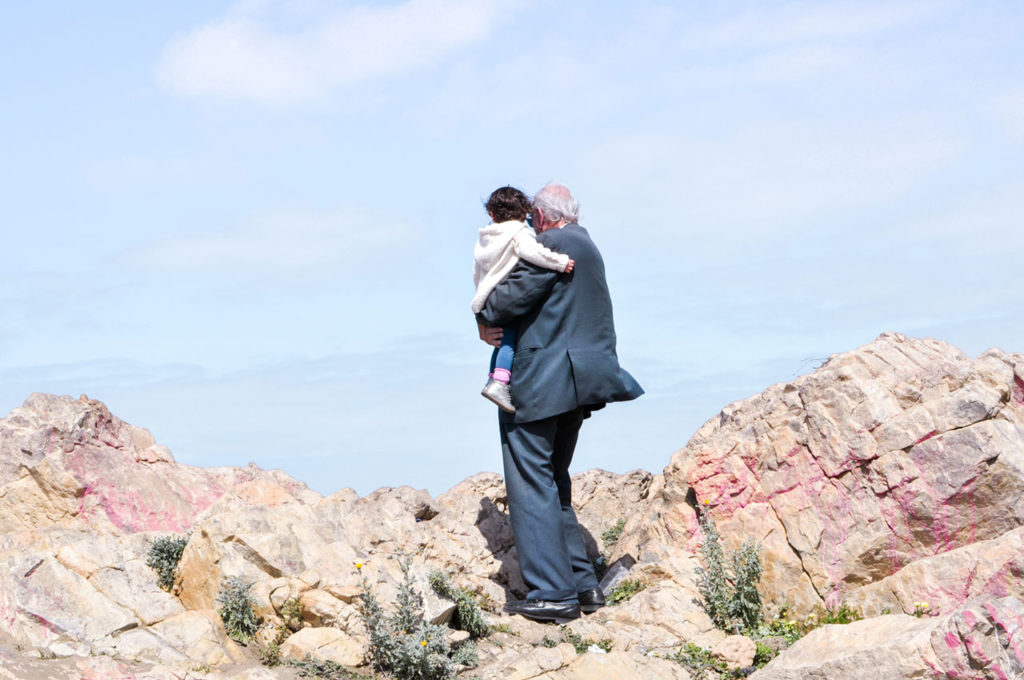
top-left (2, 0), bottom-right (1022, 496)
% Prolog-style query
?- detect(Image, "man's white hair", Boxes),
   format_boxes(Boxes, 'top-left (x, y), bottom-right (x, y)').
top-left (532, 183), bottom-right (579, 223)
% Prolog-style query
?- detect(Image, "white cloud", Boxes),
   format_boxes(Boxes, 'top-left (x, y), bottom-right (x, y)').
top-left (129, 205), bottom-right (420, 276)
top-left (156, 0), bottom-right (514, 105)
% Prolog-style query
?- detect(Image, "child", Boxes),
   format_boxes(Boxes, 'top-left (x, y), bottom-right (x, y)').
top-left (472, 186), bottom-right (575, 413)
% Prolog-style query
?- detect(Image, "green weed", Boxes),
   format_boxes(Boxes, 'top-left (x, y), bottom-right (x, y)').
top-left (606, 578), bottom-right (647, 605)
top-left (146, 534), bottom-right (189, 591)
top-left (695, 505), bottom-right (763, 633)
top-left (428, 571), bottom-right (490, 639)
top-left (562, 627), bottom-right (612, 654)
top-left (217, 576), bottom-right (259, 644)
top-left (360, 557), bottom-right (475, 680)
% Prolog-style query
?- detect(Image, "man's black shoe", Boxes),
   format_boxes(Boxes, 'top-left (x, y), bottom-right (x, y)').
top-left (577, 588), bottom-right (605, 613)
top-left (503, 599), bottom-right (581, 624)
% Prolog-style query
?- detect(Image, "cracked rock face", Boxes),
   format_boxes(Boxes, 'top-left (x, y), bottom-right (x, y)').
top-left (620, 332), bottom-right (1024, 618)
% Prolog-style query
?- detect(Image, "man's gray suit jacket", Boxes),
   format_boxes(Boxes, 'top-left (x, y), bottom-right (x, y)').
top-left (476, 223), bottom-right (643, 423)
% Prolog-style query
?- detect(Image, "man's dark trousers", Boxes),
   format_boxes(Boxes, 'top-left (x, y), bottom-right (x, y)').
top-left (499, 407), bottom-right (599, 601)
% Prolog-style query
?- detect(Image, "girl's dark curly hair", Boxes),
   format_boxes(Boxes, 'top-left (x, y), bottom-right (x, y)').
top-left (485, 186), bottom-right (532, 223)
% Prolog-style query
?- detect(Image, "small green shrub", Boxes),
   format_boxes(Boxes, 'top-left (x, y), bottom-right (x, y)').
top-left (259, 641), bottom-right (282, 667)
top-left (287, 653), bottom-right (355, 679)
top-left (450, 641), bottom-right (478, 667)
top-left (822, 602), bottom-right (863, 624)
top-left (258, 599), bottom-right (301, 667)
top-left (281, 597), bottom-right (304, 631)
top-left (562, 627), bottom-right (613, 654)
top-left (695, 505), bottom-right (763, 634)
top-left (728, 539), bottom-right (763, 631)
top-left (490, 622), bottom-right (515, 635)
top-left (669, 643), bottom-right (729, 680)
top-left (217, 576), bottom-right (259, 643)
top-left (428, 571), bottom-right (490, 639)
top-left (593, 517), bottom-right (628, 581)
top-left (360, 557), bottom-right (456, 680)
top-left (753, 640), bottom-right (775, 667)
top-left (606, 578), bottom-right (647, 605)
top-left (760, 608), bottom-right (803, 643)
top-left (758, 602), bottom-right (864, 644)
top-left (146, 534), bottom-right (189, 591)
top-left (601, 518), bottom-right (626, 547)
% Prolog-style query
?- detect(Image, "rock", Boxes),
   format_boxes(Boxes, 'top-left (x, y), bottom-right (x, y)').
top-left (624, 333), bottom-right (1024, 614)
top-left (843, 526), bottom-right (1024, 618)
top-left (750, 614), bottom-right (941, 679)
top-left (145, 610), bottom-right (246, 667)
top-left (0, 393), bottom-right (316, 535)
top-left (572, 468), bottom-right (654, 556)
top-left (299, 588), bottom-right (350, 628)
top-left (752, 595), bottom-right (1024, 680)
top-left (448, 629), bottom-right (471, 644)
top-left (59, 533), bottom-right (185, 625)
top-left (713, 634), bottom-right (756, 669)
top-left (929, 595), bottom-right (1024, 678)
top-left (6, 554), bottom-right (137, 647)
top-left (591, 579), bottom-right (722, 650)
top-left (496, 644), bottom-right (576, 680)
top-left (538, 650), bottom-right (693, 679)
top-left (280, 626), bottom-right (365, 666)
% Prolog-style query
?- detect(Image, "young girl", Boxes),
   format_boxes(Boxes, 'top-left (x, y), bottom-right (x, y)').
top-left (472, 186), bottom-right (575, 413)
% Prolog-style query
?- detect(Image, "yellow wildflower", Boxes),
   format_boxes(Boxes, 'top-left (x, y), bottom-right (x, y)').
top-left (421, 640), bottom-right (427, 647)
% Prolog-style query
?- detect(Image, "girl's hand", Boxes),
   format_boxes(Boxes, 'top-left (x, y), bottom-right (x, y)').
top-left (564, 259), bottom-right (575, 273)
top-left (478, 324), bottom-right (503, 347)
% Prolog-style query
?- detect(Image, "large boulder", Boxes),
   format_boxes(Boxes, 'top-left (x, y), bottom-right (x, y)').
top-left (620, 333), bottom-right (1024, 614)
top-left (751, 594), bottom-right (1024, 680)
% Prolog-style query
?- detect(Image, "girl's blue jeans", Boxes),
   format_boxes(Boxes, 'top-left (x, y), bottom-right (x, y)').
top-left (489, 324), bottom-right (517, 373)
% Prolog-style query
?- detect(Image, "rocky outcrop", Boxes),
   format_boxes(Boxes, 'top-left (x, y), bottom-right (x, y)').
top-left (619, 332), bottom-right (1024, 619)
top-left (0, 332), bottom-right (1021, 679)
top-left (0, 392), bottom-right (658, 677)
top-left (0, 393), bottom-right (310, 535)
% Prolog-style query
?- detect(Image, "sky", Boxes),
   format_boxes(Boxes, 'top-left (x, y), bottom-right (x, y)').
top-left (2, 0), bottom-right (1022, 497)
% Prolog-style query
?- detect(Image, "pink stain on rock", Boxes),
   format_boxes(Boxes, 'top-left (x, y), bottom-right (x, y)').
top-left (62, 439), bottom-right (222, 533)
top-left (1013, 376), bottom-right (1024, 406)
top-left (914, 431), bottom-right (938, 446)
top-left (982, 601), bottom-right (1024, 663)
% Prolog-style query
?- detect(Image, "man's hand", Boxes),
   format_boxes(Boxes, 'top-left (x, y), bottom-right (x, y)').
top-left (478, 323), bottom-right (503, 347)
top-left (564, 259), bottom-right (575, 273)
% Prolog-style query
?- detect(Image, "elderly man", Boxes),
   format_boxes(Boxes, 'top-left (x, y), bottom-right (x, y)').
top-left (476, 183), bottom-right (643, 623)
